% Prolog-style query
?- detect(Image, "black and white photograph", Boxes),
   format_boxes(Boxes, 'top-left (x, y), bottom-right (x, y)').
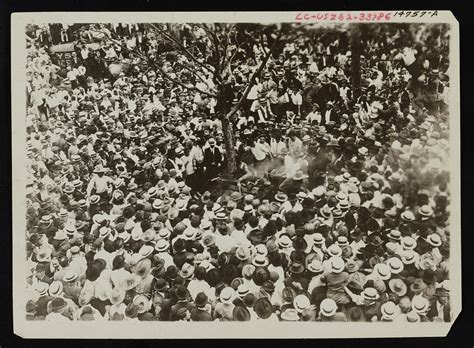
top-left (11, 11), bottom-right (461, 338)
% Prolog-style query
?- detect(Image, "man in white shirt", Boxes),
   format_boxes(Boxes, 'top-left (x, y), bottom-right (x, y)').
top-left (270, 135), bottom-right (287, 158)
top-left (86, 165), bottom-right (114, 199)
top-left (306, 103), bottom-right (322, 124)
top-left (251, 136), bottom-right (271, 174)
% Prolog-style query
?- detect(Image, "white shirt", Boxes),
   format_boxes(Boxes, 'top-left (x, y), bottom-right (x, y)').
top-left (187, 279), bottom-right (211, 301)
top-left (324, 110), bottom-right (332, 124)
top-left (270, 139), bottom-right (287, 157)
top-left (306, 111), bottom-right (321, 124)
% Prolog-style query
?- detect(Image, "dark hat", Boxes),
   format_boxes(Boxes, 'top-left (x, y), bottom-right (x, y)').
top-left (26, 300), bottom-right (37, 313)
top-left (125, 303), bottom-right (139, 318)
top-left (153, 278), bottom-right (169, 292)
top-left (254, 298), bottom-right (273, 319)
top-left (233, 306), bottom-right (251, 321)
top-left (35, 262), bottom-right (48, 272)
top-left (243, 293), bottom-right (256, 307)
top-left (282, 286), bottom-right (297, 303)
top-left (195, 292), bottom-right (208, 308)
top-left (261, 280), bottom-right (275, 293)
top-left (165, 265), bottom-right (179, 280)
top-left (347, 306), bottom-right (366, 322)
top-left (176, 284), bottom-right (188, 300)
top-left (289, 262), bottom-right (305, 274)
top-left (421, 269), bottom-right (438, 284)
top-left (50, 297), bottom-right (67, 313)
top-left (410, 278), bottom-right (427, 293)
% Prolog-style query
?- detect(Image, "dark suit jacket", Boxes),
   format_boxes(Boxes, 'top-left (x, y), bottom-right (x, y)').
top-left (190, 307), bottom-right (213, 321)
top-left (318, 83), bottom-right (339, 105)
top-left (203, 147), bottom-right (222, 168)
top-left (427, 301), bottom-right (451, 322)
top-left (169, 300), bottom-right (195, 321)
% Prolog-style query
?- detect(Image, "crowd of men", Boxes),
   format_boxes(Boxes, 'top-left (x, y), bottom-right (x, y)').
top-left (24, 22), bottom-right (452, 323)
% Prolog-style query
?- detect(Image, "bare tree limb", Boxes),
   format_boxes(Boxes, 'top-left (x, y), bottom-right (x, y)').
top-left (147, 23), bottom-right (215, 75)
top-left (158, 69), bottom-right (218, 98)
top-left (260, 31), bottom-right (269, 55)
top-left (174, 60), bottom-right (210, 86)
top-left (200, 24), bottom-right (222, 77)
top-left (225, 29), bottom-right (283, 119)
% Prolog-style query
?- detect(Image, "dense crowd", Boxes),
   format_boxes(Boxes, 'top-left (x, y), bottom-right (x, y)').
top-left (24, 22), bottom-right (452, 322)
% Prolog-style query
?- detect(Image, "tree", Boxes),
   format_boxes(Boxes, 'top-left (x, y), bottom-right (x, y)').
top-left (83, 23), bottom-right (284, 175)
top-left (349, 24), bottom-right (362, 101)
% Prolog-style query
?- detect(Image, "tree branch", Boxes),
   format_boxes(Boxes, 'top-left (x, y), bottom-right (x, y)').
top-left (200, 24), bottom-right (222, 76)
top-left (147, 23), bottom-right (215, 75)
top-left (225, 29), bottom-right (283, 119)
top-left (158, 69), bottom-right (217, 98)
top-left (174, 60), bottom-right (210, 86)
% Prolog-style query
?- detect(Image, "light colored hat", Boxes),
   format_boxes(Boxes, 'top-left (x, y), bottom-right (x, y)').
top-left (312, 233), bottom-right (325, 246)
top-left (336, 236), bottom-right (349, 247)
top-left (426, 233), bottom-right (442, 247)
top-left (237, 283), bottom-right (250, 298)
top-left (155, 239), bottom-right (170, 252)
top-left (252, 254), bottom-right (269, 267)
top-left (278, 235), bottom-right (292, 249)
top-left (200, 219), bottom-right (212, 230)
top-left (157, 228), bottom-right (171, 240)
top-left (307, 259), bottom-right (324, 273)
top-left (401, 236), bottom-right (417, 250)
top-left (35, 282), bottom-right (49, 296)
top-left (274, 192), bottom-right (288, 203)
top-left (327, 244), bottom-right (342, 257)
top-left (388, 278), bottom-right (407, 296)
top-left (99, 226), bottom-right (111, 239)
top-left (255, 244), bottom-right (268, 257)
top-left (411, 296), bottom-right (429, 315)
top-left (53, 229), bottom-right (68, 241)
top-left (406, 311), bottom-right (421, 322)
top-left (381, 301), bottom-right (400, 321)
top-left (138, 244), bottom-right (154, 258)
top-left (141, 229), bottom-right (156, 243)
top-left (418, 205), bottom-right (434, 217)
top-left (373, 263), bottom-right (391, 280)
top-left (180, 263), bottom-right (195, 279)
top-left (63, 269), bottom-right (78, 283)
top-left (401, 210), bottom-right (415, 222)
top-left (293, 295), bottom-right (311, 313)
top-left (387, 230), bottom-right (402, 241)
top-left (220, 287), bottom-right (235, 304)
top-left (320, 298), bottom-right (338, 317)
top-left (280, 308), bottom-right (300, 321)
top-left (182, 227), bottom-right (197, 240)
top-left (235, 245), bottom-right (251, 261)
top-left (131, 224), bottom-right (143, 241)
top-left (133, 294), bottom-right (151, 314)
top-left (330, 256), bottom-right (345, 274)
top-left (109, 288), bottom-right (126, 305)
top-left (152, 199), bottom-right (164, 210)
top-left (400, 250), bottom-right (418, 265)
top-left (386, 257), bottom-right (404, 274)
top-left (358, 147), bottom-right (368, 156)
top-left (36, 246), bottom-right (53, 262)
top-left (361, 287), bottom-right (379, 302)
top-left (48, 281), bottom-right (63, 297)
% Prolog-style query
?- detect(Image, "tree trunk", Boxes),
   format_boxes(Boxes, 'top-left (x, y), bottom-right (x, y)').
top-left (221, 115), bottom-right (237, 175)
top-left (350, 24), bottom-right (362, 100)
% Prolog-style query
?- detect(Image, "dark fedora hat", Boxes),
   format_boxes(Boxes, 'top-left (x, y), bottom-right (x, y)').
top-left (233, 306), bottom-right (251, 321)
top-left (176, 284), bottom-right (188, 300)
top-left (289, 262), bottom-right (305, 274)
top-left (254, 298), bottom-right (273, 319)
